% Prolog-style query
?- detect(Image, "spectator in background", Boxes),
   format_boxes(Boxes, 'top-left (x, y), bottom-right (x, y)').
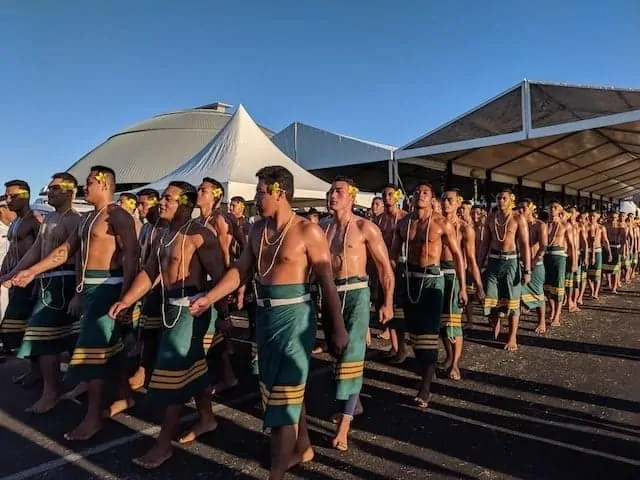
top-left (308, 207), bottom-right (320, 224)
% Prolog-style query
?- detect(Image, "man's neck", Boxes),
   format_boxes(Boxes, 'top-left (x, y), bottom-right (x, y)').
top-left (17, 206), bottom-right (31, 218)
top-left (445, 211), bottom-right (457, 223)
top-left (384, 205), bottom-right (398, 216)
top-left (199, 203), bottom-right (219, 219)
top-left (169, 214), bottom-right (192, 232)
top-left (333, 208), bottom-right (353, 226)
top-left (499, 208), bottom-right (511, 216)
top-left (55, 202), bottom-right (73, 214)
top-left (92, 197), bottom-right (111, 210)
top-left (268, 207), bottom-right (294, 229)
top-left (415, 206), bottom-right (433, 219)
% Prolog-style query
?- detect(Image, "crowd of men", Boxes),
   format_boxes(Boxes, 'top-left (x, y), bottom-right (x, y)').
top-left (0, 165), bottom-right (638, 480)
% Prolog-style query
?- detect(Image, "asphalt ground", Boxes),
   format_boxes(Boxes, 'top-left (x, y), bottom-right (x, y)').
top-left (0, 282), bottom-right (639, 480)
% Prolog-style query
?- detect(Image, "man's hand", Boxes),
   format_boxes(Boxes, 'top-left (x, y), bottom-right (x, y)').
top-left (67, 294), bottom-right (83, 318)
top-left (608, 254), bottom-right (613, 263)
top-left (190, 296), bottom-right (213, 317)
top-left (329, 326), bottom-right (349, 358)
top-left (11, 269), bottom-right (35, 288)
top-left (475, 285), bottom-right (486, 302)
top-left (108, 301), bottom-right (132, 320)
top-left (458, 289), bottom-right (468, 308)
top-left (522, 272), bottom-right (532, 285)
top-left (378, 303), bottom-right (393, 324)
top-left (0, 274), bottom-right (13, 288)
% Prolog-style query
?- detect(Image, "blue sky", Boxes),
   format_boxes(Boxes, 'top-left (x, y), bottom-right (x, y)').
top-left (1, 0), bottom-right (639, 190)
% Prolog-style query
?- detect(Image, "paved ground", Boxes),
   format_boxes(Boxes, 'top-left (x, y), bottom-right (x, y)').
top-left (0, 282), bottom-right (639, 480)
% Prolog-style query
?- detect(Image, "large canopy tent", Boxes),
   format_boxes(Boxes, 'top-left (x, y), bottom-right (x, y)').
top-left (395, 80), bottom-right (640, 209)
top-left (130, 105), bottom-right (375, 208)
top-left (271, 122), bottom-right (395, 191)
top-left (65, 102), bottom-right (274, 192)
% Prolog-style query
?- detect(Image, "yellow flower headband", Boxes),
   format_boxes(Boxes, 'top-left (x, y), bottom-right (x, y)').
top-left (59, 181), bottom-right (77, 194)
top-left (456, 194), bottom-right (463, 207)
top-left (123, 198), bottom-right (137, 211)
top-left (393, 189), bottom-right (403, 201)
top-left (13, 189), bottom-right (30, 199)
top-left (147, 197), bottom-right (158, 207)
top-left (268, 182), bottom-right (281, 194)
top-left (95, 172), bottom-right (108, 184)
top-left (211, 187), bottom-right (223, 199)
top-left (348, 184), bottom-right (359, 197)
top-left (177, 194), bottom-right (189, 206)
top-left (509, 193), bottom-right (516, 209)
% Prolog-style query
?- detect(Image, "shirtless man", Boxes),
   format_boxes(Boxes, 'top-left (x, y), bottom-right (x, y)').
top-left (518, 200), bottom-right (548, 333)
top-left (11, 166), bottom-right (138, 440)
top-left (325, 177), bottom-right (394, 451)
top-left (566, 207), bottom-right (586, 310)
top-left (228, 196), bottom-right (249, 311)
top-left (586, 210), bottom-right (611, 299)
top-left (373, 184), bottom-right (407, 360)
top-left (109, 181), bottom-right (225, 469)
top-left (622, 214), bottom-right (634, 284)
top-left (439, 189), bottom-right (484, 381)
top-left (196, 177), bottom-right (237, 395)
top-left (544, 203), bottom-right (576, 327)
top-left (478, 190), bottom-right (530, 351)
top-left (390, 183), bottom-right (467, 407)
top-left (576, 210), bottom-right (590, 305)
top-left (464, 205), bottom-right (487, 327)
top-left (0, 180), bottom-right (41, 381)
top-left (190, 166), bottom-right (349, 480)
top-left (604, 212), bottom-right (624, 293)
top-left (370, 196), bottom-right (384, 221)
top-left (1, 173), bottom-right (81, 413)
top-left (0, 198), bottom-right (16, 321)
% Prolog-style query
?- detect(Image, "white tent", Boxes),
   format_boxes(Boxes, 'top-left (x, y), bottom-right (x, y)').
top-left (130, 105), bottom-right (374, 207)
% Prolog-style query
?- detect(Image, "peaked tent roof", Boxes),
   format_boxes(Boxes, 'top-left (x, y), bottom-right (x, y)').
top-left (131, 106), bottom-right (374, 207)
top-left (396, 80), bottom-right (640, 200)
top-left (271, 122), bottom-right (395, 170)
top-left (66, 104), bottom-right (274, 187)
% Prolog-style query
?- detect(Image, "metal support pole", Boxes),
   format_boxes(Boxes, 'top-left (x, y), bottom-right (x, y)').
top-left (517, 176), bottom-right (523, 200)
top-left (561, 185), bottom-right (566, 206)
top-left (590, 192), bottom-right (593, 210)
top-left (541, 182), bottom-right (546, 208)
top-left (577, 190), bottom-right (581, 208)
top-left (485, 169), bottom-right (493, 207)
top-left (446, 160), bottom-right (453, 188)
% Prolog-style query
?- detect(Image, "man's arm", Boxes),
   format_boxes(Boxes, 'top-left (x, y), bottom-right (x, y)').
top-left (462, 224), bottom-right (483, 294)
top-left (305, 222), bottom-right (348, 355)
top-left (1, 235), bottom-right (42, 280)
top-left (534, 222), bottom-right (548, 265)
top-left (478, 219), bottom-right (492, 267)
top-left (20, 226), bottom-right (81, 278)
top-left (214, 214), bottom-right (233, 268)
top-left (565, 225), bottom-right (577, 271)
top-left (517, 216), bottom-right (531, 274)
top-left (363, 221), bottom-right (395, 310)
top-left (388, 218), bottom-right (406, 268)
top-left (601, 227), bottom-right (612, 258)
top-left (109, 207), bottom-right (140, 293)
top-left (443, 220), bottom-right (466, 291)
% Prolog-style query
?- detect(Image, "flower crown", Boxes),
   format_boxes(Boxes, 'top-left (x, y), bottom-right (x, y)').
top-left (124, 198), bottom-right (137, 211)
top-left (211, 187), bottom-right (223, 199)
top-left (95, 172), bottom-right (108, 184)
top-left (456, 195), bottom-right (463, 207)
top-left (59, 181), bottom-right (77, 194)
top-left (13, 189), bottom-right (30, 199)
top-left (393, 189), bottom-right (403, 201)
top-left (177, 194), bottom-right (189, 206)
top-left (147, 197), bottom-right (158, 207)
top-left (348, 184), bottom-right (359, 197)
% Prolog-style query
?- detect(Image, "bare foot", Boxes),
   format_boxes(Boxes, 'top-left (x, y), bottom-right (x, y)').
top-left (312, 343), bottom-right (328, 354)
top-left (128, 367), bottom-right (146, 391)
top-left (377, 329), bottom-right (390, 341)
top-left (331, 399), bottom-right (363, 424)
top-left (534, 323), bottom-right (546, 335)
top-left (504, 340), bottom-right (518, 352)
top-left (25, 392), bottom-right (59, 414)
top-left (413, 395), bottom-right (430, 409)
top-left (64, 417), bottom-right (103, 441)
top-left (366, 328), bottom-right (371, 346)
top-left (568, 305), bottom-right (581, 313)
top-left (104, 398), bottom-right (135, 418)
top-left (287, 446), bottom-right (314, 469)
top-left (60, 382), bottom-right (88, 403)
top-left (211, 378), bottom-right (238, 396)
top-left (448, 366), bottom-right (461, 381)
top-left (550, 320), bottom-right (561, 327)
top-left (132, 445), bottom-right (173, 469)
top-left (178, 417), bottom-right (218, 444)
top-left (388, 350), bottom-right (408, 364)
top-left (332, 417), bottom-right (351, 452)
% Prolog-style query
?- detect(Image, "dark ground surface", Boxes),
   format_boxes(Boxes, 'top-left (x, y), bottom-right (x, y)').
top-left (0, 282), bottom-right (639, 480)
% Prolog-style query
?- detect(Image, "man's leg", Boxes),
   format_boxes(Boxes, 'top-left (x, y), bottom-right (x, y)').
top-left (133, 404), bottom-right (182, 469)
top-left (64, 378), bottom-right (105, 441)
top-left (26, 354), bottom-right (61, 414)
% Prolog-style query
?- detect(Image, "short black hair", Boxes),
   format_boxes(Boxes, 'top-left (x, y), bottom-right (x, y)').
top-left (168, 181), bottom-right (197, 207)
top-left (202, 177), bottom-right (225, 198)
top-left (137, 188), bottom-right (159, 200)
top-left (119, 192), bottom-right (137, 201)
top-left (256, 166), bottom-right (294, 202)
top-left (462, 200), bottom-right (472, 207)
top-left (90, 165), bottom-right (116, 188)
top-left (382, 183), bottom-right (399, 192)
top-left (308, 207), bottom-right (319, 215)
top-left (332, 175), bottom-right (357, 188)
top-left (521, 197), bottom-right (534, 205)
top-left (52, 172), bottom-right (78, 188)
top-left (442, 187), bottom-right (460, 196)
top-left (4, 179), bottom-right (30, 193)
top-left (539, 210), bottom-right (550, 222)
top-left (414, 182), bottom-right (433, 194)
top-left (230, 196), bottom-right (245, 205)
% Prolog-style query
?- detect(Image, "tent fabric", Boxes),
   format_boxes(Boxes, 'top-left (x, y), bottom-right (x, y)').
top-left (396, 80), bottom-right (640, 201)
top-left (66, 107), bottom-right (274, 187)
top-left (271, 122), bottom-right (394, 170)
top-left (130, 106), bottom-right (374, 207)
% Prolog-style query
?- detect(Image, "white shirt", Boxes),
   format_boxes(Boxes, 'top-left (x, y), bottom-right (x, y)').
top-left (0, 221), bottom-right (9, 266)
